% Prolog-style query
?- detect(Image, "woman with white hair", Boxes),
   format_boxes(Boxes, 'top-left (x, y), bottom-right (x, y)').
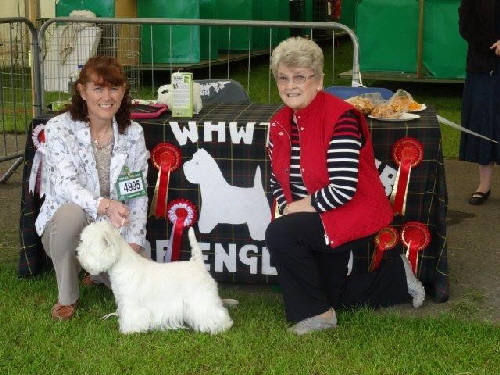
top-left (265, 37), bottom-right (425, 335)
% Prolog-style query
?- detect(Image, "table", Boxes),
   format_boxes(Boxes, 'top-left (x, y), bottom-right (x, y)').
top-left (367, 107), bottom-right (448, 303)
top-left (18, 103), bottom-right (448, 302)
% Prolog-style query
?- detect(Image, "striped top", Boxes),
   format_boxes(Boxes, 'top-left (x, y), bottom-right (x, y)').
top-left (269, 110), bottom-right (363, 213)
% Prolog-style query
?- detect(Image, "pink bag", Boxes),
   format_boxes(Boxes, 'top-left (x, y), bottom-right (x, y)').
top-left (130, 103), bottom-right (168, 119)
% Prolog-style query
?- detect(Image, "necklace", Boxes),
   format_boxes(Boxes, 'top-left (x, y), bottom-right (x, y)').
top-left (91, 129), bottom-right (114, 150)
top-left (93, 136), bottom-right (113, 150)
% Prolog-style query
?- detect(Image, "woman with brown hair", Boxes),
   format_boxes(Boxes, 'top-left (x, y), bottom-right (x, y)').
top-left (36, 56), bottom-right (149, 321)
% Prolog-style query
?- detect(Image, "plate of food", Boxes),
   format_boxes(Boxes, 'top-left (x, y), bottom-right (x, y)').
top-left (383, 89), bottom-right (425, 113)
top-left (368, 113), bottom-right (420, 122)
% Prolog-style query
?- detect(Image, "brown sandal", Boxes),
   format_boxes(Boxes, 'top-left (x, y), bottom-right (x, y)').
top-left (51, 303), bottom-right (76, 321)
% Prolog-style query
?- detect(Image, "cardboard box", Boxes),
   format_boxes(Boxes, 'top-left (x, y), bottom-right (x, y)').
top-left (171, 72), bottom-right (194, 118)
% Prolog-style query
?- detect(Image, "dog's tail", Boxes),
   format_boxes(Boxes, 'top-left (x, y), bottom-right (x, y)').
top-left (188, 227), bottom-right (204, 263)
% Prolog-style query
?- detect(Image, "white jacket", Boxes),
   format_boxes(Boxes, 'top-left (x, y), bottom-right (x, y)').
top-left (35, 112), bottom-right (150, 247)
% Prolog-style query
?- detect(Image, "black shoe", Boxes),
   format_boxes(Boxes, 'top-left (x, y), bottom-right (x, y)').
top-left (469, 190), bottom-right (490, 205)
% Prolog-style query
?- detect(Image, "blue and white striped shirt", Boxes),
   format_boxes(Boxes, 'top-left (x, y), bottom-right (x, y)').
top-left (269, 110), bottom-right (363, 213)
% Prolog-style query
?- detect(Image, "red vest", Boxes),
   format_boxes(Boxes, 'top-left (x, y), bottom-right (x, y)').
top-left (269, 91), bottom-right (393, 248)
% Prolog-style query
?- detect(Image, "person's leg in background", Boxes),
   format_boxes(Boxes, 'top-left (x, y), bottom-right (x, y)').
top-left (478, 163), bottom-right (494, 192)
top-left (41, 203), bottom-right (88, 321)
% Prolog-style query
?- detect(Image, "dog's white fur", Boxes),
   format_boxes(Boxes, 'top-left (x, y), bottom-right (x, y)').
top-left (77, 221), bottom-right (233, 334)
top-left (183, 148), bottom-right (271, 240)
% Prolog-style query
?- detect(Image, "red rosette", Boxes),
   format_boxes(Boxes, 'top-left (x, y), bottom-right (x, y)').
top-left (32, 124), bottom-right (46, 148)
top-left (369, 226), bottom-right (399, 272)
top-left (152, 143), bottom-right (181, 170)
top-left (401, 221), bottom-right (431, 274)
top-left (390, 137), bottom-right (424, 216)
top-left (149, 143), bottom-right (182, 217)
top-left (165, 199), bottom-right (198, 262)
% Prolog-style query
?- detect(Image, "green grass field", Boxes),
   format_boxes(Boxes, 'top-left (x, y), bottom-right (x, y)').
top-left (1, 261), bottom-right (500, 375)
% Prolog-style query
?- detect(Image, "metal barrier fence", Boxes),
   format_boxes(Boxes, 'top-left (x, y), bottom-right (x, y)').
top-left (37, 17), bottom-right (361, 110)
top-left (0, 17), bottom-right (40, 183)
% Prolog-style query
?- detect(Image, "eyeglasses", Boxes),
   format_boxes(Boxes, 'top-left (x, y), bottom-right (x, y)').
top-left (276, 74), bottom-right (316, 86)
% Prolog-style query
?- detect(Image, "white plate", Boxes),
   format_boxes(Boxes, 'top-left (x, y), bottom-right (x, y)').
top-left (368, 113), bottom-right (420, 122)
top-left (409, 104), bottom-right (426, 112)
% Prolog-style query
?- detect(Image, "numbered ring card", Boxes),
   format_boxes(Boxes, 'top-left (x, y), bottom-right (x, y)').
top-left (116, 167), bottom-right (147, 201)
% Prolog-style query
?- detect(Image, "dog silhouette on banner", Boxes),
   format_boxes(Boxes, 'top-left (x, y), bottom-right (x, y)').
top-left (183, 148), bottom-right (271, 240)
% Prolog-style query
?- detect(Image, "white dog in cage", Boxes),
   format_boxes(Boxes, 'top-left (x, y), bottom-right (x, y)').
top-left (77, 221), bottom-right (233, 334)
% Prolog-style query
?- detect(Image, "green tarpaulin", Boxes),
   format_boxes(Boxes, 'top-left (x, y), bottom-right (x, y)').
top-left (355, 0), bottom-right (466, 79)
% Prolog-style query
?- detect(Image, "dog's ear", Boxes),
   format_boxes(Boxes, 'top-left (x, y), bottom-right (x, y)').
top-left (102, 226), bottom-right (121, 255)
top-left (95, 225), bottom-right (121, 269)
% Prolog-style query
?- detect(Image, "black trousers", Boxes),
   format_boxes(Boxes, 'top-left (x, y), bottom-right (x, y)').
top-left (265, 212), bottom-right (411, 323)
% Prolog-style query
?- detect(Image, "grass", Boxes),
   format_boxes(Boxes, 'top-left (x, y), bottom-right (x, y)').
top-left (1, 260), bottom-right (500, 375)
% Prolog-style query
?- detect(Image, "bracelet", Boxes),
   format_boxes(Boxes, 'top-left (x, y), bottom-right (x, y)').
top-left (103, 199), bottom-right (112, 216)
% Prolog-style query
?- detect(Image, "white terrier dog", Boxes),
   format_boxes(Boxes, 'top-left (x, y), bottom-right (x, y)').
top-left (183, 148), bottom-right (271, 240)
top-left (77, 221), bottom-right (233, 334)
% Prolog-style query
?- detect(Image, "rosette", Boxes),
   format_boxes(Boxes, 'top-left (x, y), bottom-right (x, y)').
top-left (28, 124), bottom-right (46, 196)
top-left (370, 226), bottom-right (399, 271)
top-left (390, 137), bottom-right (424, 215)
top-left (401, 221), bottom-right (431, 274)
top-left (165, 199), bottom-right (198, 262)
top-left (149, 143), bottom-right (181, 217)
